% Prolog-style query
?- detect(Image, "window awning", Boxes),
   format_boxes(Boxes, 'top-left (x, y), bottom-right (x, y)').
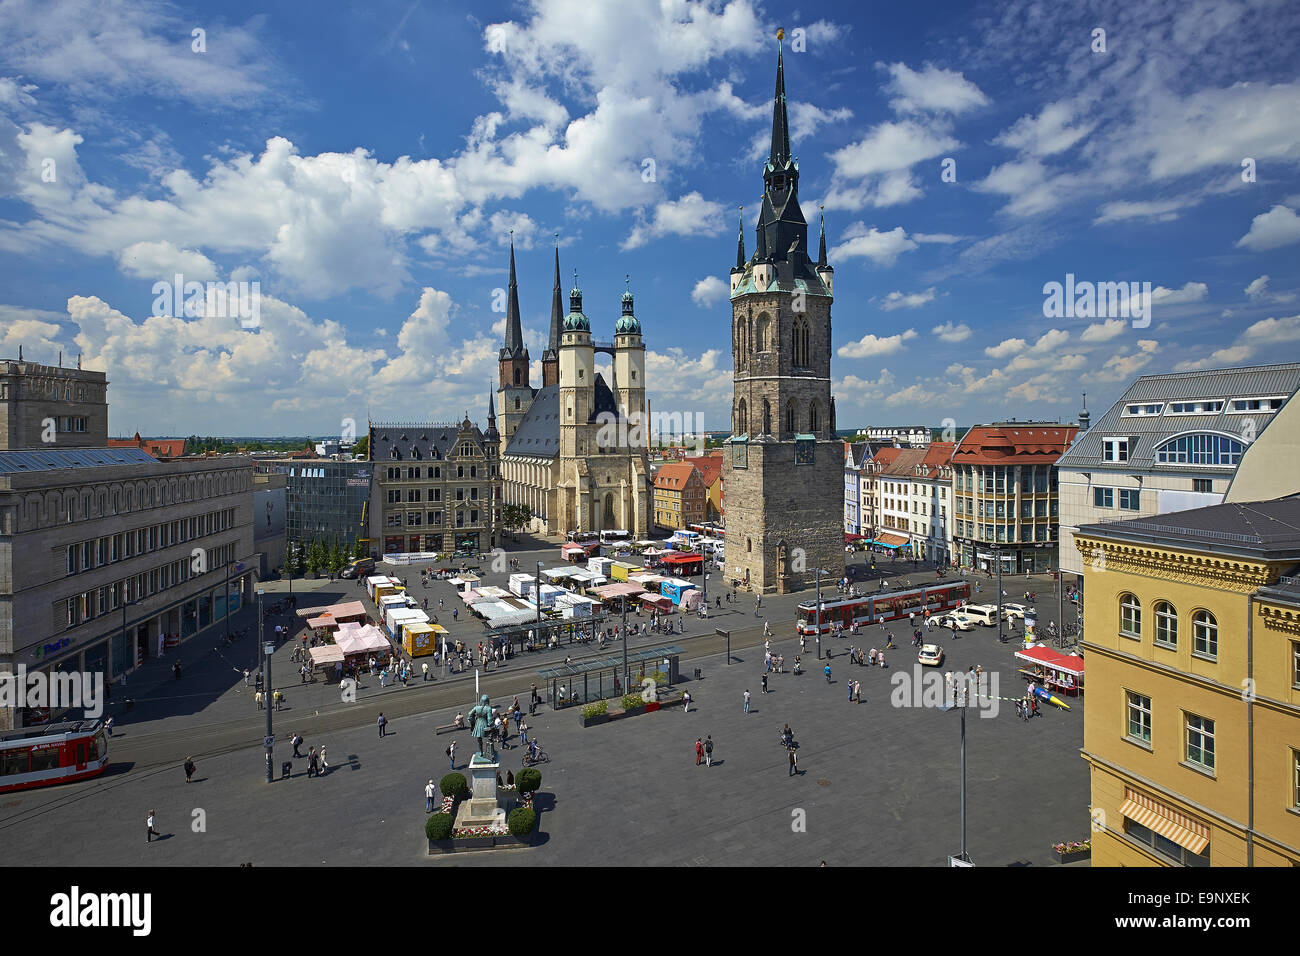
top-left (877, 532), bottom-right (909, 547)
top-left (1118, 790), bottom-right (1210, 854)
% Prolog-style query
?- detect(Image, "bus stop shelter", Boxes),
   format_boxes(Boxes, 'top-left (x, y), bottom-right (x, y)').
top-left (537, 644), bottom-right (685, 708)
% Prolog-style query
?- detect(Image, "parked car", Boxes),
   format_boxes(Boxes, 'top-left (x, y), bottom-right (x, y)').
top-left (918, 644), bottom-right (945, 666)
top-left (936, 612), bottom-right (975, 631)
top-left (340, 557), bottom-right (376, 579)
top-left (1000, 603), bottom-right (1030, 621)
top-left (961, 604), bottom-right (999, 627)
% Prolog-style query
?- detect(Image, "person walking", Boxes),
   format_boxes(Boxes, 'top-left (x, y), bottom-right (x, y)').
top-left (854, 680), bottom-right (862, 704)
top-left (422, 661), bottom-right (429, 682)
top-left (292, 733), bottom-right (303, 758)
top-left (761, 674), bottom-right (769, 695)
top-left (682, 691), bottom-right (692, 713)
top-left (307, 746), bottom-right (319, 778)
top-left (425, 779), bottom-right (437, 812)
top-left (704, 735), bottom-right (714, 767)
top-left (377, 712), bottom-right (388, 738)
top-left (319, 746), bottom-right (329, 775)
top-left (696, 738), bottom-right (704, 766)
top-left (743, 689), bottom-right (751, 714)
top-left (446, 739), bottom-right (457, 769)
top-left (847, 678), bottom-right (854, 702)
top-left (184, 756), bottom-right (196, 783)
top-left (273, 689), bottom-right (284, 711)
top-left (146, 809), bottom-right (159, 843)
top-left (824, 663), bottom-right (832, 683)
top-left (788, 746), bottom-right (798, 777)
top-left (243, 668), bottom-right (251, 686)
top-left (104, 716), bottom-right (114, 738)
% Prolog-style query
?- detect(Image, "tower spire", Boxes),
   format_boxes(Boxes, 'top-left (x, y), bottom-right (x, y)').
top-left (547, 234), bottom-right (562, 355)
top-left (817, 205), bottom-right (827, 268)
top-left (500, 232), bottom-right (525, 359)
top-left (769, 29), bottom-right (791, 168)
top-left (734, 206), bottom-right (746, 271)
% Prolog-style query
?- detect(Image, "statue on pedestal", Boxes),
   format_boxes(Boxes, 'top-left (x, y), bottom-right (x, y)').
top-left (469, 694), bottom-right (496, 760)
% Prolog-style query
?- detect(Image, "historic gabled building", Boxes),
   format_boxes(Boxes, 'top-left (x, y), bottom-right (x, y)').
top-left (724, 33), bottom-right (844, 593)
top-left (368, 408), bottom-right (502, 555)
top-left (496, 241), bottom-right (651, 536)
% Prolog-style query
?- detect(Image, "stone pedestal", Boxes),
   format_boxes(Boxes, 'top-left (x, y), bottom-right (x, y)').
top-left (454, 755), bottom-right (502, 829)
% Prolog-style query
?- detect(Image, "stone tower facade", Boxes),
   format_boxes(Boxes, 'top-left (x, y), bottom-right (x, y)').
top-left (496, 239), bottom-right (532, 442)
top-left (725, 34), bottom-right (843, 594)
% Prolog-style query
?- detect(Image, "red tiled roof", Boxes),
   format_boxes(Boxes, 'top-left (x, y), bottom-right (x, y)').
top-left (952, 425), bottom-right (1078, 465)
top-left (107, 437), bottom-right (187, 458)
top-left (685, 456), bottom-right (722, 487)
top-left (654, 462), bottom-right (699, 489)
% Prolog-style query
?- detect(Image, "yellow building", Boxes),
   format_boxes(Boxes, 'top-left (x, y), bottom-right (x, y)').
top-left (1076, 497), bottom-right (1300, 867)
top-left (653, 462), bottom-right (705, 531)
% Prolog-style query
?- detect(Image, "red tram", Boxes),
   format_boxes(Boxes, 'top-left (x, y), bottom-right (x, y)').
top-left (0, 720), bottom-right (109, 794)
top-left (796, 580), bottom-right (971, 635)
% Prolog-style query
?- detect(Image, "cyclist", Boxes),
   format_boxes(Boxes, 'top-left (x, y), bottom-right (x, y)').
top-left (527, 738), bottom-right (539, 763)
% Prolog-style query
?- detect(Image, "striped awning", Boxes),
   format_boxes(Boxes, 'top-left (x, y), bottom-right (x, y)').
top-left (1119, 789), bottom-right (1210, 854)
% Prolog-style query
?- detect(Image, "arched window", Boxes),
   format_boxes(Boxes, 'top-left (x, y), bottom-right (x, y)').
top-left (755, 312), bottom-right (771, 352)
top-left (785, 400), bottom-right (795, 435)
top-left (1154, 433), bottom-right (1244, 465)
top-left (762, 398), bottom-right (771, 435)
top-left (1154, 601), bottom-right (1177, 647)
top-left (1193, 609), bottom-right (1217, 658)
top-left (1119, 593), bottom-right (1141, 637)
top-left (736, 398), bottom-right (748, 435)
top-left (514, 397), bottom-right (520, 410)
top-left (514, 368), bottom-right (521, 386)
top-left (809, 400), bottom-right (820, 434)
top-left (746, 537), bottom-right (752, 553)
top-left (793, 317), bottom-right (810, 368)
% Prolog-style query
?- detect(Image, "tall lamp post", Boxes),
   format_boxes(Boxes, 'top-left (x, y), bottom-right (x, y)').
top-left (620, 595), bottom-right (629, 692)
top-left (940, 695), bottom-right (971, 865)
top-left (258, 587), bottom-right (273, 783)
top-left (814, 567), bottom-right (827, 660)
top-left (535, 560), bottom-right (544, 641)
top-left (994, 544), bottom-right (1005, 644)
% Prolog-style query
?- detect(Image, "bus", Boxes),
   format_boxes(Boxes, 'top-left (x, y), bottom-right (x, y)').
top-left (795, 580), bottom-right (971, 635)
top-left (0, 720), bottom-right (109, 794)
top-left (598, 529), bottom-right (630, 544)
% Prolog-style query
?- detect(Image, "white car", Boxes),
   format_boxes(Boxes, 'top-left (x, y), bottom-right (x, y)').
top-left (936, 613), bottom-right (976, 632)
top-left (918, 644), bottom-right (944, 667)
top-left (1000, 603), bottom-right (1031, 621)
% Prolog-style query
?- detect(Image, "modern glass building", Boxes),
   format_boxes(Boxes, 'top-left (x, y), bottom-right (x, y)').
top-left (278, 459), bottom-right (372, 553)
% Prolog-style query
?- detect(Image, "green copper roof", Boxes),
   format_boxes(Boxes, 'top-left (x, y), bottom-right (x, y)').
top-left (615, 312), bottom-right (641, 334)
top-left (564, 310), bottom-right (590, 332)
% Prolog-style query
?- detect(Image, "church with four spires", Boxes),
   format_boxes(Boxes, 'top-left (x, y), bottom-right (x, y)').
top-left (496, 242), bottom-right (651, 537)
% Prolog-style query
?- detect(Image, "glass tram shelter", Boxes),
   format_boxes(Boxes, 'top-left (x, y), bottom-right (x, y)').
top-left (537, 644), bottom-right (685, 709)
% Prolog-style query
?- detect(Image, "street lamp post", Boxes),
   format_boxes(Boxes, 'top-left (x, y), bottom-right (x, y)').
top-left (940, 697), bottom-right (970, 864)
top-left (535, 560), bottom-right (544, 643)
top-left (621, 596), bottom-right (629, 691)
top-left (258, 588), bottom-right (273, 783)
top-left (814, 567), bottom-right (826, 660)
top-left (995, 544), bottom-right (1005, 644)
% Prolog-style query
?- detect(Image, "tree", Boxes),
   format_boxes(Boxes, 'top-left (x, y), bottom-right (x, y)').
top-left (352, 537), bottom-right (367, 559)
top-left (305, 537), bottom-right (323, 575)
top-left (327, 535), bottom-right (347, 574)
top-left (502, 503), bottom-right (532, 536)
top-left (351, 435), bottom-right (369, 459)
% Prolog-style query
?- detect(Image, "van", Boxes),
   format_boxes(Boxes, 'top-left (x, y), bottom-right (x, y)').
top-left (341, 557), bottom-right (376, 579)
top-left (962, 604), bottom-right (998, 627)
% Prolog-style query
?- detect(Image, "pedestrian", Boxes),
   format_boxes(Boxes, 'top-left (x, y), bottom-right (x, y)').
top-left (761, 674), bottom-right (769, 694)
top-left (380, 670), bottom-right (387, 689)
top-left (146, 809), bottom-right (159, 843)
top-left (696, 738), bottom-right (704, 766)
top-left (425, 779), bottom-right (437, 812)
top-left (854, 680), bottom-right (862, 704)
top-left (377, 712), bottom-right (388, 738)
top-left (184, 756), bottom-right (196, 783)
top-left (447, 739), bottom-right (457, 768)
top-left (307, 746), bottom-right (319, 777)
top-left (422, 661), bottom-right (429, 681)
top-left (274, 689), bottom-right (284, 711)
top-left (788, 747), bottom-right (797, 777)
top-left (319, 746), bottom-right (328, 774)
top-left (682, 691), bottom-right (692, 713)
top-left (847, 679), bottom-right (853, 702)
top-left (243, 668), bottom-right (251, 686)
top-left (292, 732), bottom-right (303, 758)
top-left (824, 664), bottom-right (832, 683)
top-left (104, 716), bottom-right (114, 737)
top-left (743, 689), bottom-right (751, 714)
top-left (255, 690), bottom-right (264, 710)
top-left (704, 735), bottom-right (714, 767)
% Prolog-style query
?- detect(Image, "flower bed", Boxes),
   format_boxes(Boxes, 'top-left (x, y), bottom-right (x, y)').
top-left (454, 823), bottom-right (509, 838)
top-left (1052, 840), bottom-right (1091, 863)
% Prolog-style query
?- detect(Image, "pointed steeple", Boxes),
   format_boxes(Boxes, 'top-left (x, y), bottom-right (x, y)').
top-left (755, 200), bottom-right (769, 261)
top-left (769, 29), bottom-right (791, 168)
top-left (485, 390), bottom-right (499, 441)
top-left (733, 206), bottom-right (746, 272)
top-left (545, 235), bottom-right (562, 358)
top-left (499, 233), bottom-right (525, 360)
top-left (817, 206), bottom-right (828, 268)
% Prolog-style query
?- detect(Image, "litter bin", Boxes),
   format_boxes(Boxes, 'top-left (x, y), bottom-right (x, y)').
top-left (281, 761), bottom-right (292, 779)
top-left (694, 668), bottom-right (702, 680)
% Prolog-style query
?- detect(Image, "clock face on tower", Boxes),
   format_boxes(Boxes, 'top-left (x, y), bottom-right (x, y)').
top-left (795, 438), bottom-right (815, 466)
top-left (732, 440), bottom-right (748, 469)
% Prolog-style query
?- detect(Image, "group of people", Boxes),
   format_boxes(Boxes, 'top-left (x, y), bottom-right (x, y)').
top-left (290, 731), bottom-right (328, 776)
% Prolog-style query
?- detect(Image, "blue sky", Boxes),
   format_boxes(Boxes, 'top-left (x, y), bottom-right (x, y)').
top-left (1, 0), bottom-right (1299, 436)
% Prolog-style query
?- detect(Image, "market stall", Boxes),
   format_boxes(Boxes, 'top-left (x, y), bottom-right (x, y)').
top-left (1014, 645), bottom-right (1084, 696)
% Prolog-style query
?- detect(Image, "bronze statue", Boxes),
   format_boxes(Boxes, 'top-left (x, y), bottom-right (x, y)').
top-left (469, 694), bottom-right (496, 760)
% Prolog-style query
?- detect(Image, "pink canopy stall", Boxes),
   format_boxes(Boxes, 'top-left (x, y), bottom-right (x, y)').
top-left (1013, 645), bottom-right (1084, 695)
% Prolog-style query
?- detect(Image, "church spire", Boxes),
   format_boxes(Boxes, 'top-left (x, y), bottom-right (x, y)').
top-left (500, 233), bottom-right (525, 360)
top-left (769, 29), bottom-right (791, 168)
top-left (817, 206), bottom-right (827, 268)
top-left (547, 235), bottom-right (562, 356)
top-left (486, 390), bottom-right (499, 441)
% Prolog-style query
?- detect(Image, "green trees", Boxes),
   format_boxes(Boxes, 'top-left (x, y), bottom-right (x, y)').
top-left (501, 503), bottom-right (533, 536)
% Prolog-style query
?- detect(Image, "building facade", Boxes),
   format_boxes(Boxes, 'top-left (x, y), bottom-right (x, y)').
top-left (279, 458), bottom-right (371, 553)
top-left (653, 462), bottom-right (706, 531)
top-left (685, 454), bottom-right (723, 522)
top-left (853, 425), bottom-right (931, 447)
top-left (725, 37), bottom-right (843, 593)
top-left (1077, 497), bottom-right (1300, 866)
top-left (1059, 365), bottom-right (1300, 583)
top-left (951, 423), bottom-right (1078, 574)
top-left (369, 411), bottom-right (502, 555)
top-left (497, 241), bottom-right (651, 536)
top-left (0, 357), bottom-right (108, 451)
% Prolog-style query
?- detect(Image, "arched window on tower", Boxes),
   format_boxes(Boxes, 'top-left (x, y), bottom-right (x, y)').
top-left (793, 317), bottom-right (810, 368)
top-left (514, 368), bottom-right (521, 386)
top-left (762, 398), bottom-right (771, 436)
top-left (514, 397), bottom-right (520, 410)
top-left (737, 398), bottom-right (748, 436)
top-left (756, 312), bottom-right (771, 352)
top-left (785, 400), bottom-right (795, 436)
top-left (809, 400), bottom-right (820, 434)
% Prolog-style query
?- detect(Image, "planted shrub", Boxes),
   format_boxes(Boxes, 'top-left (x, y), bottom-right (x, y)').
top-left (580, 700), bottom-right (608, 719)
top-left (507, 807), bottom-right (537, 836)
top-left (621, 693), bottom-right (645, 711)
top-left (425, 813), bottom-right (453, 841)
top-left (516, 767), bottom-right (542, 795)
top-left (439, 772), bottom-right (468, 801)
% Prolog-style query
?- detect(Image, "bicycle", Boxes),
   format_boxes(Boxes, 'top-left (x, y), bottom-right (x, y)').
top-left (523, 750), bottom-right (549, 766)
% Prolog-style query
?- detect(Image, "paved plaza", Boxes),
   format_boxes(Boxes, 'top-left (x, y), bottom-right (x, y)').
top-left (1, 552), bottom-right (1089, 866)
